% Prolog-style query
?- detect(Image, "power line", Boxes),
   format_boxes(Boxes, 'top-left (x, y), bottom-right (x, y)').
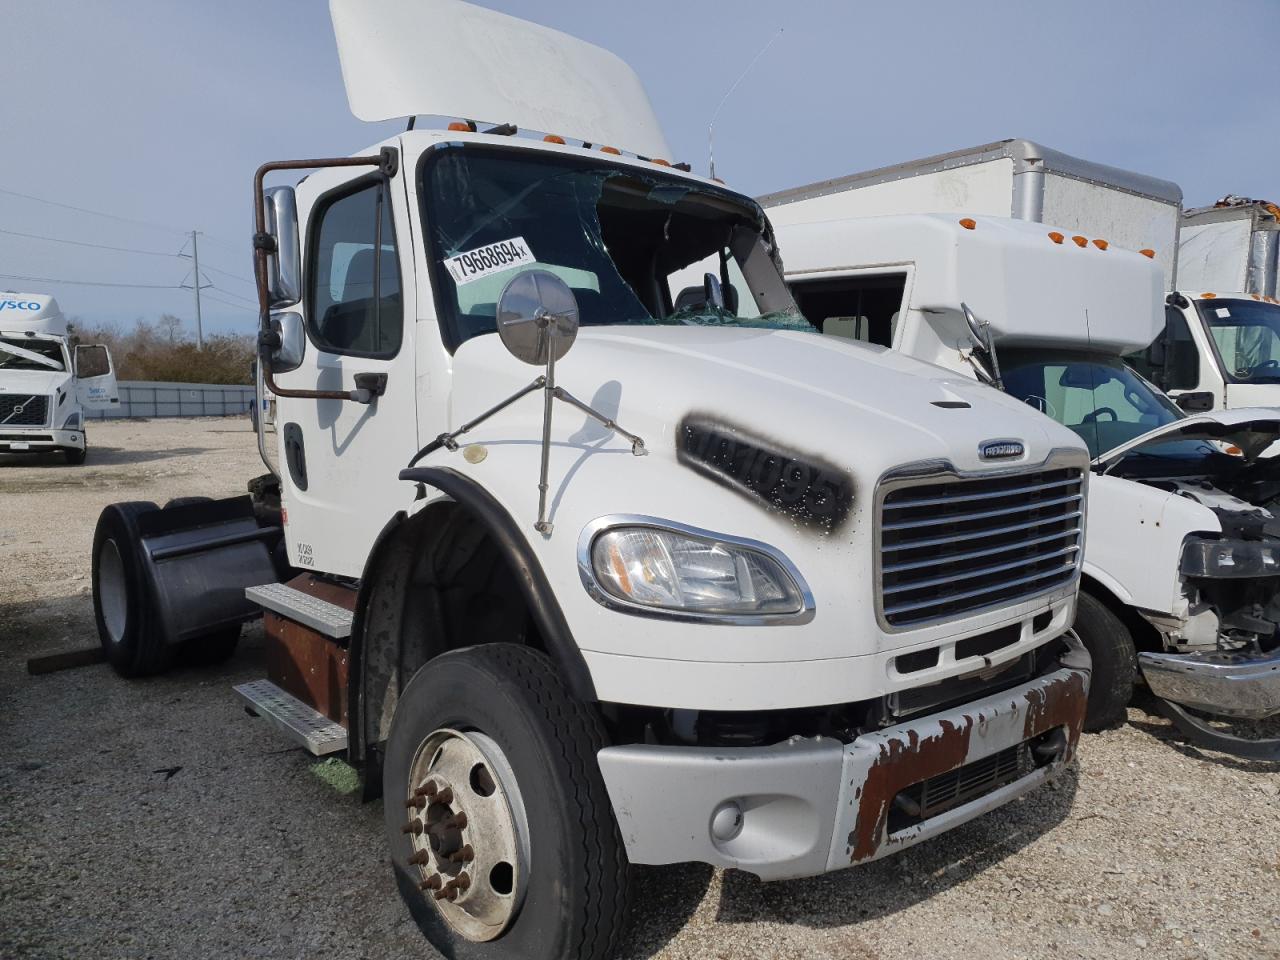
top-left (202, 291), bottom-right (256, 311)
top-left (206, 283), bottom-right (258, 306)
top-left (190, 260), bottom-right (255, 288)
top-left (0, 187), bottom-right (190, 236)
top-left (0, 272), bottom-right (181, 290)
top-left (0, 226), bottom-right (178, 257)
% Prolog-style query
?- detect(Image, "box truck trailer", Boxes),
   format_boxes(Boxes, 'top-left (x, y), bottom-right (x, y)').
top-left (0, 294), bottom-right (119, 463)
top-left (764, 163), bottom-right (1280, 760)
top-left (88, 7), bottom-right (1093, 958)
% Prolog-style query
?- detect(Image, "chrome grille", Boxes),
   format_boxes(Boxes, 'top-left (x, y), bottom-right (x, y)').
top-left (879, 466), bottom-right (1084, 627)
top-left (0, 394), bottom-right (49, 427)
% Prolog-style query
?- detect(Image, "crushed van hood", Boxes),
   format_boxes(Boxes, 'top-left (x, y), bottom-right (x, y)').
top-left (1095, 407), bottom-right (1280, 470)
top-left (0, 368), bottom-right (69, 395)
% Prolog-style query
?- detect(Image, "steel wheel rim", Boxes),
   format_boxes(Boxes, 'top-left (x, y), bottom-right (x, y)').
top-left (99, 538), bottom-right (127, 645)
top-left (403, 727), bottom-right (530, 942)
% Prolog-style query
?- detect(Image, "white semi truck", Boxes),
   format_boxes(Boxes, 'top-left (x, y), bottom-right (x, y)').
top-left (89, 6), bottom-right (1094, 958)
top-left (764, 151), bottom-right (1280, 759)
top-left (1133, 197), bottom-right (1280, 411)
top-left (0, 294), bottom-right (119, 463)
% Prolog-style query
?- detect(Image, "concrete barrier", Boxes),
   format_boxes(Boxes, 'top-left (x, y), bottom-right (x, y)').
top-left (87, 381), bottom-right (254, 419)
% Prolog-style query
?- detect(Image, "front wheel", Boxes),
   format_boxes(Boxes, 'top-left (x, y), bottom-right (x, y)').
top-left (62, 441), bottom-right (87, 465)
top-left (1075, 592), bottom-right (1137, 731)
top-left (383, 644), bottom-right (630, 960)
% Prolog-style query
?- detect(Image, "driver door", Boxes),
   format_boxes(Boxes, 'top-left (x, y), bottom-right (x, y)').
top-left (270, 160), bottom-right (421, 578)
top-left (74, 344), bottom-right (120, 409)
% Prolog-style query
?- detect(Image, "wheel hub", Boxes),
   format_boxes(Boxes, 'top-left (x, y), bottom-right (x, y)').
top-left (403, 728), bottom-right (528, 942)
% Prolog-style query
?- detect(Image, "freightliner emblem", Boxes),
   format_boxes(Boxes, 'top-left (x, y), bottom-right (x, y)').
top-left (979, 439), bottom-right (1025, 460)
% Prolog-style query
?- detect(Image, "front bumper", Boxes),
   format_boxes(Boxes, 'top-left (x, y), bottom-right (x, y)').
top-left (0, 427), bottom-right (82, 453)
top-left (1139, 647), bottom-right (1280, 719)
top-left (597, 634), bottom-right (1090, 881)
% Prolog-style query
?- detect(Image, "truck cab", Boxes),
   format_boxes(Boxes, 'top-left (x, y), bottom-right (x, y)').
top-left (772, 211), bottom-right (1280, 759)
top-left (0, 294), bottom-right (119, 463)
top-left (88, 4), bottom-right (1093, 958)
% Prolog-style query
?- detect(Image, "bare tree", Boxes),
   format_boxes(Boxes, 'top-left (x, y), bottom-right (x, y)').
top-left (159, 313), bottom-right (184, 343)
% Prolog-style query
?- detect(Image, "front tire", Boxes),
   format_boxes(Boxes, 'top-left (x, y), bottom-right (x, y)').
top-left (1075, 592), bottom-right (1137, 731)
top-left (62, 441), bottom-right (86, 465)
top-left (383, 644), bottom-right (630, 960)
top-left (92, 501), bottom-right (170, 677)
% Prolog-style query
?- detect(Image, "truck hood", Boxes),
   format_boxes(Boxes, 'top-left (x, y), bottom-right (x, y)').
top-left (453, 326), bottom-right (1087, 486)
top-left (0, 368), bottom-right (71, 396)
top-left (1095, 407), bottom-right (1280, 470)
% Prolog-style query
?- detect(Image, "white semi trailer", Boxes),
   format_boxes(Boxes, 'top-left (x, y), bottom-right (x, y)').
top-left (89, 6), bottom-right (1094, 958)
top-left (765, 161), bottom-right (1280, 759)
top-left (0, 294), bottom-right (119, 463)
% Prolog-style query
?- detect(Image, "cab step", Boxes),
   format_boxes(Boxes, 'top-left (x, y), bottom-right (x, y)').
top-left (233, 678), bottom-right (348, 756)
top-left (246, 582), bottom-right (354, 639)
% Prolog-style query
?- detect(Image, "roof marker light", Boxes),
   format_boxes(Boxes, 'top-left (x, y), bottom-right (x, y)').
top-left (601, 146), bottom-right (621, 155)
top-left (447, 120), bottom-right (477, 132)
top-left (543, 134), bottom-right (566, 144)
top-left (1071, 235), bottom-right (1088, 247)
top-left (959, 218), bottom-right (976, 230)
top-left (1139, 248), bottom-right (1156, 259)
top-left (1048, 231), bottom-right (1065, 244)
top-left (1201, 292), bottom-right (1217, 299)
top-left (1253, 294), bottom-right (1262, 301)
top-left (1092, 239), bottom-right (1109, 250)
top-left (651, 158), bottom-right (671, 167)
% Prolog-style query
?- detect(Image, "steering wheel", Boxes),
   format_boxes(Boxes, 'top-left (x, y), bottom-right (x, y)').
top-left (1245, 359), bottom-right (1280, 377)
top-left (1081, 407), bottom-right (1117, 424)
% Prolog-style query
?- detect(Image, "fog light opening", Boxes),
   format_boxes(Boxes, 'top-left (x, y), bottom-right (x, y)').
top-left (710, 800), bottom-right (744, 842)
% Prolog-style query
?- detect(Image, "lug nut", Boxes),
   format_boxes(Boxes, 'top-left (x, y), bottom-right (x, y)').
top-left (447, 811), bottom-right (468, 829)
top-left (455, 872), bottom-right (471, 892)
top-left (419, 873), bottom-right (443, 891)
top-left (435, 786), bottom-right (454, 805)
top-left (408, 849), bottom-right (431, 866)
top-left (406, 796), bottom-right (426, 810)
top-left (434, 882), bottom-right (458, 901)
top-left (402, 819), bottom-right (423, 835)
top-left (448, 844), bottom-right (474, 864)
top-left (415, 780), bottom-right (438, 798)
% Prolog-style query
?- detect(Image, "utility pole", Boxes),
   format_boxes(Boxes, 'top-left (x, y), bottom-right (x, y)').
top-left (190, 230), bottom-right (204, 350)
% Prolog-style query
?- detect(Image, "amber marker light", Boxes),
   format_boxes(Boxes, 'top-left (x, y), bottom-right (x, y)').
top-left (1048, 231), bottom-right (1065, 244)
top-left (959, 218), bottom-right (976, 230)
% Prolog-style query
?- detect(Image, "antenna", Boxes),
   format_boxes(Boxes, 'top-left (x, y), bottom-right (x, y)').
top-left (708, 27), bottom-right (783, 181)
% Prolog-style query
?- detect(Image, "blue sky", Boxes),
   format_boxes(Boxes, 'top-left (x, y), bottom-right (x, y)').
top-left (2, 0), bottom-right (1277, 336)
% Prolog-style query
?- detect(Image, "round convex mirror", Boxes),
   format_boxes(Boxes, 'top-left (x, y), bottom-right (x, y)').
top-left (496, 269), bottom-right (580, 365)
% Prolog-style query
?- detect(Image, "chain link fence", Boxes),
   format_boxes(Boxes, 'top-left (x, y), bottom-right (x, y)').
top-left (86, 381), bottom-right (255, 419)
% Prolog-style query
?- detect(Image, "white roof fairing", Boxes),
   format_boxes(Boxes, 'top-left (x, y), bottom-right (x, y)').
top-left (329, 0), bottom-right (673, 161)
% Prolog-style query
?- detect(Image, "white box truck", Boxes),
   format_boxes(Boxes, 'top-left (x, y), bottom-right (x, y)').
top-left (88, 7), bottom-right (1093, 959)
top-left (765, 156), bottom-right (1280, 760)
top-left (0, 294), bottom-right (119, 463)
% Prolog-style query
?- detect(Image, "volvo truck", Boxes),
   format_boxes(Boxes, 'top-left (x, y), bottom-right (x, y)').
top-left (88, 6), bottom-right (1093, 959)
top-left (765, 165), bottom-right (1280, 760)
top-left (0, 294), bottom-right (119, 463)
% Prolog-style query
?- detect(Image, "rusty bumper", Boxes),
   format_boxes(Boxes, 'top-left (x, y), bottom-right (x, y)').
top-left (597, 634), bottom-right (1090, 881)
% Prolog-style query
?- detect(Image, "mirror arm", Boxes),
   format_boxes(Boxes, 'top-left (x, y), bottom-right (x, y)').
top-left (551, 386), bottom-right (647, 455)
top-left (252, 151), bottom-right (395, 403)
top-left (406, 377), bottom-right (548, 468)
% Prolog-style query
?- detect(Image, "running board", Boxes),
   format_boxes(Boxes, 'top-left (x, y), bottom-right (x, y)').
top-left (234, 678), bottom-right (348, 756)
top-left (246, 582), bottom-right (353, 639)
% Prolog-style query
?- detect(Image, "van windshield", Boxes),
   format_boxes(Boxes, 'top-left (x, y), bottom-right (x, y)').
top-left (1000, 349), bottom-right (1188, 459)
top-left (0, 336), bottom-right (65, 372)
top-left (419, 145), bottom-right (806, 351)
top-left (1197, 298), bottom-right (1280, 383)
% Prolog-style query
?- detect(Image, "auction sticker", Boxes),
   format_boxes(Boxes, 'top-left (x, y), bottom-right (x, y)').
top-left (443, 237), bottom-right (536, 286)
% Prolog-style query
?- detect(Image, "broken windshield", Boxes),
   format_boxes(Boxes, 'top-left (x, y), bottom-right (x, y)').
top-left (0, 336), bottom-right (65, 372)
top-left (419, 145), bottom-right (806, 352)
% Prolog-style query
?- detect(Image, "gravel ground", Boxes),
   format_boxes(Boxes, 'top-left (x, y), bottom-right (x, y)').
top-left (1, 417), bottom-right (1278, 960)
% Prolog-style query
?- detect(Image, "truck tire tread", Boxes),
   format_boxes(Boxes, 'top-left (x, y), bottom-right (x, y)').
top-left (1075, 591), bottom-right (1137, 732)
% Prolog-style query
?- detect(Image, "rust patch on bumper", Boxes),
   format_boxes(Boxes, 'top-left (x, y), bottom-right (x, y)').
top-left (846, 664), bottom-right (1088, 864)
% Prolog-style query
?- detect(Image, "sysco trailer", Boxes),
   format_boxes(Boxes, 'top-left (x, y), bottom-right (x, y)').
top-left (765, 154), bottom-right (1280, 759)
top-left (89, 8), bottom-right (1093, 959)
top-left (0, 294), bottom-right (119, 463)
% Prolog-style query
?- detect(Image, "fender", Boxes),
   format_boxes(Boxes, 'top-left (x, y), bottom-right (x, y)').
top-left (1081, 562), bottom-right (1135, 608)
top-left (350, 467), bottom-right (597, 767)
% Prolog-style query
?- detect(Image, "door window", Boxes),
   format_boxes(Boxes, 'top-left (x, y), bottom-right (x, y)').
top-left (308, 180), bottom-right (402, 357)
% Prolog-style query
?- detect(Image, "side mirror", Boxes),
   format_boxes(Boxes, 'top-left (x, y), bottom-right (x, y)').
top-left (269, 311), bottom-right (305, 372)
top-left (961, 301), bottom-right (989, 352)
top-left (496, 269), bottom-right (580, 365)
top-left (262, 186), bottom-right (301, 307)
top-left (1175, 391), bottom-right (1214, 412)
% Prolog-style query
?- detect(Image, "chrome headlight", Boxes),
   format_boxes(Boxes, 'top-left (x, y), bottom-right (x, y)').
top-left (1180, 537), bottom-right (1280, 579)
top-left (579, 517), bottom-right (813, 623)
